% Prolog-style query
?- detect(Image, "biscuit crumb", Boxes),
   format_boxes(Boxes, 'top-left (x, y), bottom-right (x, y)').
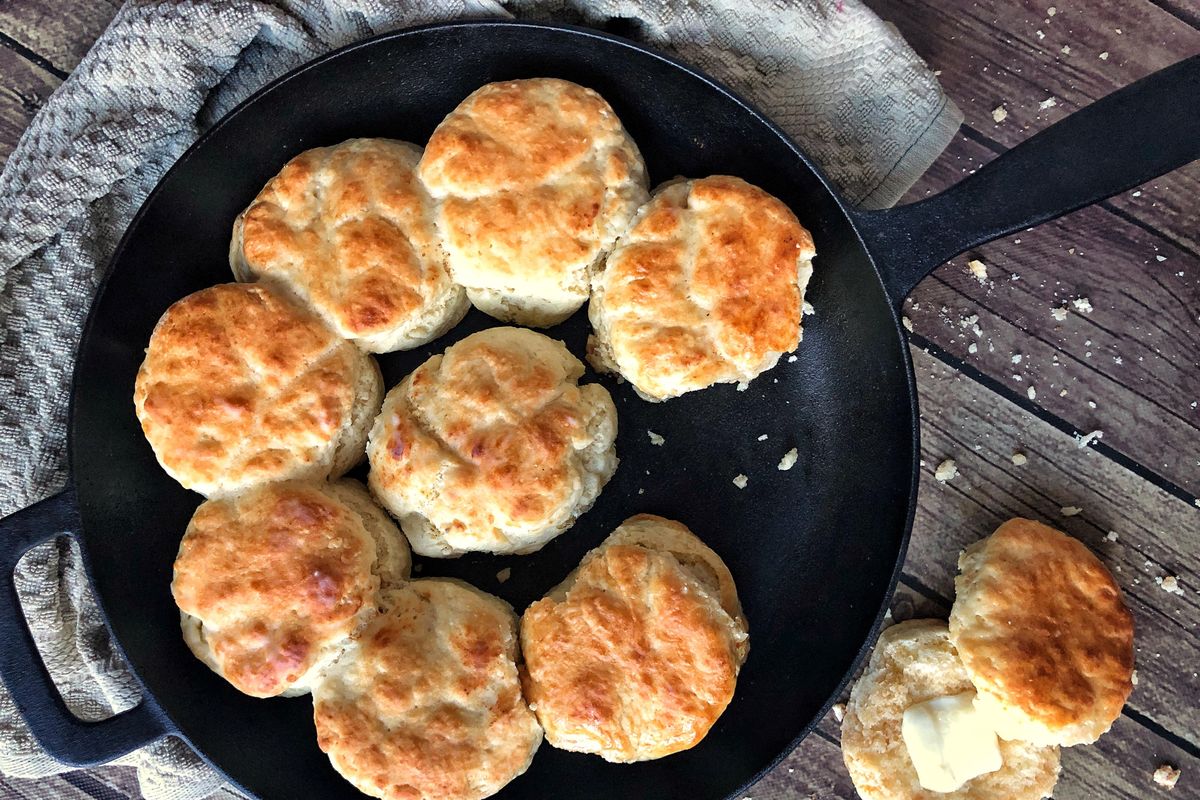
top-left (778, 448), bottom-right (799, 471)
top-left (1039, 97), bottom-right (1058, 110)
top-left (1012, 354), bottom-right (1023, 364)
top-left (647, 430), bottom-right (665, 446)
top-left (1047, 6), bottom-right (1056, 15)
top-left (1106, 531), bottom-right (1119, 542)
top-left (736, 382), bottom-right (750, 392)
top-left (1072, 296), bottom-right (1094, 313)
top-left (787, 354), bottom-right (798, 363)
top-left (1011, 452), bottom-right (1028, 466)
top-left (967, 259), bottom-right (988, 283)
top-left (1099, 51), bottom-right (1110, 60)
top-left (1157, 575), bottom-right (1184, 596)
top-left (1027, 386), bottom-right (1037, 400)
top-left (1153, 764), bottom-right (1181, 789)
top-left (1156, 254), bottom-right (1167, 262)
top-left (1060, 505), bottom-right (1082, 516)
top-left (832, 703), bottom-right (847, 722)
top-left (1051, 305), bottom-right (1069, 321)
top-left (992, 105), bottom-right (1008, 123)
top-left (902, 316), bottom-right (914, 332)
top-left (934, 459), bottom-right (958, 482)
top-left (968, 343), bottom-right (978, 354)
top-left (732, 474), bottom-right (748, 489)
top-left (1075, 429), bottom-right (1104, 448)
top-left (1131, 669), bottom-right (1139, 686)
top-left (496, 567), bottom-right (511, 584)
top-left (757, 434), bottom-right (768, 441)
top-left (1060, 45), bottom-right (1071, 55)
top-left (802, 301), bottom-right (815, 316)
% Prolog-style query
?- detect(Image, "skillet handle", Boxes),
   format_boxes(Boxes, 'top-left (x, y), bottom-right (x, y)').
top-left (852, 54), bottom-right (1200, 306)
top-left (0, 488), bottom-right (171, 766)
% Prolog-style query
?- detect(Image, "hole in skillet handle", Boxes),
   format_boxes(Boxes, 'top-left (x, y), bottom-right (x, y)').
top-left (0, 486), bottom-right (172, 766)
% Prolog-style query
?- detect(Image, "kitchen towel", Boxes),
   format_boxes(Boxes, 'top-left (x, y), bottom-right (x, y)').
top-left (0, 1), bottom-right (961, 797)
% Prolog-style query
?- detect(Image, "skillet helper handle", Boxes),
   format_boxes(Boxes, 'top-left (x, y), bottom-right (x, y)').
top-left (0, 488), bottom-right (170, 766)
top-left (854, 54), bottom-right (1200, 305)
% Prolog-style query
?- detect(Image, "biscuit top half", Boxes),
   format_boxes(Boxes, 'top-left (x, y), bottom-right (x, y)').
top-left (949, 518), bottom-right (1134, 746)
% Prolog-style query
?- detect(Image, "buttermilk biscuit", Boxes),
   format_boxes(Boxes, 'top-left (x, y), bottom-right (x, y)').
top-left (366, 327), bottom-right (617, 557)
top-left (134, 283), bottom-right (382, 497)
top-left (519, 514), bottom-right (749, 762)
top-left (312, 579), bottom-right (542, 800)
top-left (418, 78), bottom-right (648, 327)
top-left (588, 175), bottom-right (816, 400)
top-left (949, 519), bottom-right (1135, 746)
top-left (231, 138), bottom-right (468, 353)
top-left (171, 480), bottom-right (410, 698)
top-left (842, 620), bottom-right (1061, 800)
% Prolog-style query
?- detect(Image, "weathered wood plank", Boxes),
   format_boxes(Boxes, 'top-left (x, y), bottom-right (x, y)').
top-left (863, 0), bottom-right (1200, 254)
top-left (0, 45), bottom-right (60, 170)
top-left (0, 1), bottom-right (120, 74)
top-left (908, 346), bottom-right (1200, 742)
top-left (900, 133), bottom-right (1200, 495)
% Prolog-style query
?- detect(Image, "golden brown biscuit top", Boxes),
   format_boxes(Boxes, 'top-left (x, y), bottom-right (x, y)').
top-left (418, 78), bottom-right (647, 298)
top-left (949, 519), bottom-right (1134, 745)
top-left (369, 327), bottom-right (615, 553)
top-left (520, 535), bottom-right (747, 762)
top-left (133, 283), bottom-right (361, 496)
top-left (171, 482), bottom-right (379, 697)
top-left (313, 580), bottom-right (541, 800)
top-left (234, 139), bottom-right (454, 343)
top-left (591, 175), bottom-right (816, 399)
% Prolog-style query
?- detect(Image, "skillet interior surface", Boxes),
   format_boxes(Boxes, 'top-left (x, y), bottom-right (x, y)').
top-left (69, 21), bottom-right (915, 800)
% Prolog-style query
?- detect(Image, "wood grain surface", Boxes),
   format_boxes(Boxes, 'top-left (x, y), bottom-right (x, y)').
top-left (0, 2), bottom-right (1196, 799)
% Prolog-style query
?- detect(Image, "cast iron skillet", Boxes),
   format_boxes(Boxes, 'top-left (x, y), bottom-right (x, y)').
top-left (0, 20), bottom-right (1197, 800)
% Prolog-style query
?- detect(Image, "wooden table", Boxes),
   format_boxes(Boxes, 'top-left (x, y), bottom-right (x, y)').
top-left (0, 2), bottom-right (1196, 799)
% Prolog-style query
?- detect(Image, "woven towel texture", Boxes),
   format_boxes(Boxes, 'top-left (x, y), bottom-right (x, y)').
top-left (0, 1), bottom-right (960, 797)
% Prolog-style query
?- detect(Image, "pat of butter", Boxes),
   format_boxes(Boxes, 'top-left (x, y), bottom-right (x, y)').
top-left (901, 691), bottom-right (1003, 792)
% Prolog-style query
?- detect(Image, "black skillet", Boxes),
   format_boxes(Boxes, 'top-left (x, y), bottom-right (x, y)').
top-left (0, 20), bottom-right (1197, 800)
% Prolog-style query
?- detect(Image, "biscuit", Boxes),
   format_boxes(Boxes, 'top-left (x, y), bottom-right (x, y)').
top-left (231, 138), bottom-right (468, 353)
top-left (418, 78), bottom-right (648, 327)
top-left (171, 480), bottom-right (410, 698)
top-left (366, 326), bottom-right (617, 557)
top-left (519, 514), bottom-right (749, 762)
top-left (842, 620), bottom-right (1061, 800)
top-left (312, 579), bottom-right (542, 800)
top-left (588, 175), bottom-right (816, 400)
top-left (134, 283), bottom-right (382, 497)
top-left (949, 519), bottom-right (1134, 746)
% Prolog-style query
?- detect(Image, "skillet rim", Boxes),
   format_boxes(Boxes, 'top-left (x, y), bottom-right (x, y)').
top-left (65, 17), bottom-right (921, 798)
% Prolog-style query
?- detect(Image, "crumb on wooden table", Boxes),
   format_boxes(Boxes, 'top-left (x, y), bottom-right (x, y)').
top-left (1011, 452), bottom-right (1028, 466)
top-left (1075, 429), bottom-right (1104, 448)
top-left (1060, 505), bottom-right (1082, 516)
top-left (992, 105), bottom-right (1008, 122)
top-left (832, 703), bottom-right (847, 722)
top-left (1153, 764), bottom-right (1181, 789)
top-left (934, 459), bottom-right (958, 482)
top-left (1073, 296), bottom-right (1094, 313)
top-left (967, 259), bottom-right (988, 283)
top-left (1051, 305), bottom-right (1069, 321)
top-left (1156, 575), bottom-right (1184, 596)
